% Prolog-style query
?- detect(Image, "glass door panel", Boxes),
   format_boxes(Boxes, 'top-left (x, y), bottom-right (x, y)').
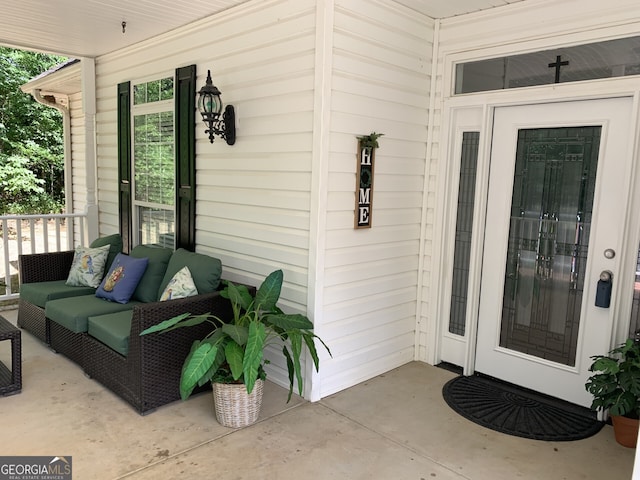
top-left (500, 127), bottom-right (601, 366)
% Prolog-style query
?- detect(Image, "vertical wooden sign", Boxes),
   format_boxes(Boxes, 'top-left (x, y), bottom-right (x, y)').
top-left (355, 141), bottom-right (375, 228)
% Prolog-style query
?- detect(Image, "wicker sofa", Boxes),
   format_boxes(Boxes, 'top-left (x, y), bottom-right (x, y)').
top-left (18, 241), bottom-right (234, 414)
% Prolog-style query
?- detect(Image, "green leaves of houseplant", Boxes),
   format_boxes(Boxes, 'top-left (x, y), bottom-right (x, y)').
top-left (141, 269), bottom-right (331, 402)
top-left (356, 132), bottom-right (384, 149)
top-left (585, 338), bottom-right (640, 418)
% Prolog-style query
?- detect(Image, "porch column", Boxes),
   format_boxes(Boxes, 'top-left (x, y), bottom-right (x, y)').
top-left (81, 57), bottom-right (99, 242)
top-left (306, 0), bottom-right (335, 402)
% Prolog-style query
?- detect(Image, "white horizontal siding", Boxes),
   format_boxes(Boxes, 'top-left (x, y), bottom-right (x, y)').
top-left (95, 0), bottom-right (317, 284)
top-left (92, 0), bottom-right (434, 399)
top-left (94, 0), bottom-right (318, 392)
top-left (315, 0), bottom-right (433, 398)
top-left (68, 92), bottom-right (86, 246)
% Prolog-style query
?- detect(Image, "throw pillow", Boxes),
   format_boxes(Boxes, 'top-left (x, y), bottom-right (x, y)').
top-left (130, 245), bottom-right (173, 303)
top-left (159, 266), bottom-right (198, 301)
top-left (90, 233), bottom-right (123, 271)
top-left (157, 248), bottom-right (222, 299)
top-left (66, 244), bottom-right (111, 288)
top-left (96, 253), bottom-right (149, 304)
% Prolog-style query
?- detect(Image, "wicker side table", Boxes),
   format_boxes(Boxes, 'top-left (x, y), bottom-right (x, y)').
top-left (0, 315), bottom-right (21, 396)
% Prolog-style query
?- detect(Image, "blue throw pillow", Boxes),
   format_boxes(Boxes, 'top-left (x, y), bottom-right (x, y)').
top-left (96, 253), bottom-right (149, 304)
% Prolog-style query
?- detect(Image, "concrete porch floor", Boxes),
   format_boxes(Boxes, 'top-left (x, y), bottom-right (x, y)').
top-left (1, 307), bottom-right (635, 479)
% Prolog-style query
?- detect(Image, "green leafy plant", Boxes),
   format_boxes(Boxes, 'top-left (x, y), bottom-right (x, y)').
top-left (585, 338), bottom-right (640, 418)
top-left (141, 269), bottom-right (331, 402)
top-left (1, 47), bottom-right (66, 213)
top-left (357, 132), bottom-right (384, 149)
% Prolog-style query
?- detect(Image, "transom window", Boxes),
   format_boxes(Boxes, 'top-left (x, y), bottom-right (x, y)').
top-left (455, 35), bottom-right (640, 94)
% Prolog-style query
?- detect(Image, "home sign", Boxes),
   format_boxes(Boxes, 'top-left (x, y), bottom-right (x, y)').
top-left (355, 133), bottom-right (382, 229)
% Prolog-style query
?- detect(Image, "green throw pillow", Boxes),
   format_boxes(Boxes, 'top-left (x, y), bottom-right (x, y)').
top-left (90, 233), bottom-right (123, 270)
top-left (157, 248), bottom-right (222, 299)
top-left (130, 245), bottom-right (173, 303)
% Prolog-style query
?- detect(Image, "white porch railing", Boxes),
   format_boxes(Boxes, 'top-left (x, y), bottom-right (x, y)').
top-left (0, 213), bottom-right (88, 302)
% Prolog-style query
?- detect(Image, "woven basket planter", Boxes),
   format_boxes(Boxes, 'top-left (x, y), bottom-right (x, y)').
top-left (212, 379), bottom-right (264, 428)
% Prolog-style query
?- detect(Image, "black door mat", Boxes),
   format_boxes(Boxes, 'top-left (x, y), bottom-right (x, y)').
top-left (442, 374), bottom-right (604, 441)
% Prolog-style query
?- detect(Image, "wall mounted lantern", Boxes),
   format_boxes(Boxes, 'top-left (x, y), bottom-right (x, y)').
top-left (197, 70), bottom-right (236, 145)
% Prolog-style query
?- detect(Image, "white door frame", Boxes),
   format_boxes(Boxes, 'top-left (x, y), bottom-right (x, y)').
top-left (432, 79), bottom-right (640, 376)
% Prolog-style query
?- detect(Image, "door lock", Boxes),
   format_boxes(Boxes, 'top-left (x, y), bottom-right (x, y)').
top-left (595, 270), bottom-right (613, 308)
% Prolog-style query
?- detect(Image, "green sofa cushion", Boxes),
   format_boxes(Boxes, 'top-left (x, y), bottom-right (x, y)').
top-left (20, 280), bottom-right (97, 308)
top-left (90, 233), bottom-right (123, 271)
top-left (46, 295), bottom-right (141, 333)
top-left (158, 248), bottom-right (222, 299)
top-left (88, 311), bottom-right (133, 356)
top-left (130, 245), bottom-right (173, 303)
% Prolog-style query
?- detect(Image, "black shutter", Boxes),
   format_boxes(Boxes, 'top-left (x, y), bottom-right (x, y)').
top-left (117, 81), bottom-right (132, 254)
top-left (174, 65), bottom-right (197, 251)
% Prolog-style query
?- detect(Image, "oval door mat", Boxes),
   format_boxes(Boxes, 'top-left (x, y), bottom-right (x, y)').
top-left (442, 374), bottom-right (604, 441)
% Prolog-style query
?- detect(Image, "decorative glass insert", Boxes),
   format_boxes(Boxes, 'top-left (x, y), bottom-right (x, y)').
top-left (133, 77), bottom-right (174, 105)
top-left (455, 36), bottom-right (640, 94)
top-left (628, 244), bottom-right (640, 337)
top-left (500, 126), bottom-right (601, 366)
top-left (449, 132), bottom-right (480, 336)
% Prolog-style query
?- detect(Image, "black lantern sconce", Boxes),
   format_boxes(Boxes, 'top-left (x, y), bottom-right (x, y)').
top-left (197, 70), bottom-right (236, 145)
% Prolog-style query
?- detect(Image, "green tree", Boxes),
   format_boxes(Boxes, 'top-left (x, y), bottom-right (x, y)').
top-left (0, 47), bottom-right (66, 214)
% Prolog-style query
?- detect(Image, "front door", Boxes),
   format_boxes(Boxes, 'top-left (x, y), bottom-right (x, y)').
top-left (475, 98), bottom-right (634, 407)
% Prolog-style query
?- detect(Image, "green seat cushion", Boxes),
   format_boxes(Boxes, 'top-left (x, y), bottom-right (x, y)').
top-left (90, 233), bottom-right (123, 271)
top-left (130, 245), bottom-right (173, 303)
top-left (158, 249), bottom-right (222, 299)
top-left (20, 280), bottom-right (97, 308)
top-left (46, 295), bottom-right (140, 333)
top-left (88, 311), bottom-right (133, 356)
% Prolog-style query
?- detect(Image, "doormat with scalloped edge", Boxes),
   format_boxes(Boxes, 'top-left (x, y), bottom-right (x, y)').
top-left (442, 374), bottom-right (605, 441)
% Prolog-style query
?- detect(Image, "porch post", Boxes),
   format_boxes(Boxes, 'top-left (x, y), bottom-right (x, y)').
top-left (306, 0), bottom-right (334, 402)
top-left (81, 57), bottom-right (99, 242)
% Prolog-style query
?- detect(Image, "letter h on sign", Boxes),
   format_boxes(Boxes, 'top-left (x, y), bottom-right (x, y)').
top-left (355, 141), bottom-right (375, 228)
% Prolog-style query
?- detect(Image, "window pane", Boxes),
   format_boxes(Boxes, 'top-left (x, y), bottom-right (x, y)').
top-left (133, 112), bottom-right (175, 205)
top-left (133, 84), bottom-right (146, 105)
top-left (147, 80), bottom-right (160, 103)
top-left (137, 206), bottom-right (175, 249)
top-left (161, 78), bottom-right (174, 101)
top-left (456, 35), bottom-right (640, 94)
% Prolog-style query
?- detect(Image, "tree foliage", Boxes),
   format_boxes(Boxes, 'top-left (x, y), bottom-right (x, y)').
top-left (0, 47), bottom-right (66, 214)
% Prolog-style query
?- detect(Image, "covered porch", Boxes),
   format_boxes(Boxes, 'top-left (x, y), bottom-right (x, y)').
top-left (1, 307), bottom-right (634, 479)
top-left (3, 0), bottom-right (640, 477)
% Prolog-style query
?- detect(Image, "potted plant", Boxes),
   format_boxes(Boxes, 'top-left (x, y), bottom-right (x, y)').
top-left (141, 269), bottom-right (330, 427)
top-left (585, 338), bottom-right (640, 447)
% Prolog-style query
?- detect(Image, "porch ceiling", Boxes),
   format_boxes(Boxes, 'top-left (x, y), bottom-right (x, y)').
top-left (1, 0), bottom-right (528, 58)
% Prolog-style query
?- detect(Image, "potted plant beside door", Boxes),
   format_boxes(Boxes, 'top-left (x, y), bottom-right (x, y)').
top-left (141, 269), bottom-right (331, 428)
top-left (585, 338), bottom-right (640, 447)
